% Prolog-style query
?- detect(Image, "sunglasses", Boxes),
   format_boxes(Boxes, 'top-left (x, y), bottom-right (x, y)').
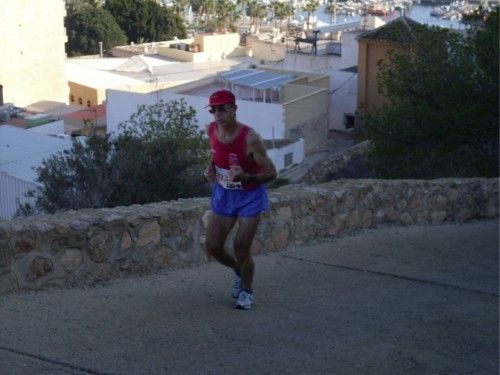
top-left (209, 104), bottom-right (233, 114)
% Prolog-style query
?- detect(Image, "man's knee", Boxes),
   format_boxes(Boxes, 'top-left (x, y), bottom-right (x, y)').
top-left (234, 245), bottom-right (251, 263)
top-left (205, 242), bottom-right (221, 258)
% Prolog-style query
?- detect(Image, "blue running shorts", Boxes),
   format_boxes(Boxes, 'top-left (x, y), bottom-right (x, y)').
top-left (211, 183), bottom-right (269, 218)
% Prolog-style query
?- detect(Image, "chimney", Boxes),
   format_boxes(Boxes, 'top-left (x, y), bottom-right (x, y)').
top-left (0, 85), bottom-right (3, 106)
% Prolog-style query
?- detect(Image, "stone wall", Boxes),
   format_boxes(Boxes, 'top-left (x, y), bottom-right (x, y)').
top-left (0, 179), bottom-right (498, 295)
top-left (302, 140), bottom-right (374, 183)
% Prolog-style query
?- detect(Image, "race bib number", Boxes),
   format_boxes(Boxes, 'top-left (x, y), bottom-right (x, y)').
top-left (215, 166), bottom-right (242, 190)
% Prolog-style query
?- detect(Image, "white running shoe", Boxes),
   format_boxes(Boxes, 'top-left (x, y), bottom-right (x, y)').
top-left (235, 290), bottom-right (253, 310)
top-left (232, 276), bottom-right (242, 299)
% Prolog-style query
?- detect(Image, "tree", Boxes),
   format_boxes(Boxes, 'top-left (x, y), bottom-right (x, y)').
top-left (363, 9), bottom-right (499, 179)
top-left (114, 99), bottom-right (210, 205)
top-left (271, 1), bottom-right (293, 30)
top-left (22, 100), bottom-right (210, 215)
top-left (66, 0), bottom-right (104, 10)
top-left (213, 0), bottom-right (240, 32)
top-left (65, 5), bottom-right (127, 57)
top-left (104, 0), bottom-right (187, 43)
top-left (246, 0), bottom-right (268, 33)
top-left (302, 0), bottom-right (319, 29)
top-left (172, 0), bottom-right (190, 18)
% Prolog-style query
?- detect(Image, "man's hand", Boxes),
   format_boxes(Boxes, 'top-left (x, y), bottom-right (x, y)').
top-left (229, 165), bottom-right (245, 181)
top-left (204, 165), bottom-right (216, 182)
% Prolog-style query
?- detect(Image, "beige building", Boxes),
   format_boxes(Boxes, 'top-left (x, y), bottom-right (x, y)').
top-left (0, 0), bottom-right (68, 107)
top-left (68, 32), bottom-right (251, 107)
top-left (357, 17), bottom-right (425, 113)
top-left (158, 33), bottom-right (246, 62)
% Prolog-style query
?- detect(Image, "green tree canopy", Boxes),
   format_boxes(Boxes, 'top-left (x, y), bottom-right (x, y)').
top-left (302, 0), bottom-right (319, 29)
top-left (104, 0), bottom-right (187, 43)
top-left (364, 9), bottom-right (499, 179)
top-left (65, 4), bottom-right (127, 57)
top-left (23, 100), bottom-right (210, 215)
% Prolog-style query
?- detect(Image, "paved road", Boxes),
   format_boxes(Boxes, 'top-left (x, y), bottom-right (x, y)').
top-left (0, 220), bottom-right (498, 375)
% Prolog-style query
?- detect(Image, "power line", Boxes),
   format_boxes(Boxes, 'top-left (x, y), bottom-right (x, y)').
top-left (329, 72), bottom-right (356, 94)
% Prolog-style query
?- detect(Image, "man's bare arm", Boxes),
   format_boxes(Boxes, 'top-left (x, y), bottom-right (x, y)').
top-left (230, 130), bottom-right (277, 184)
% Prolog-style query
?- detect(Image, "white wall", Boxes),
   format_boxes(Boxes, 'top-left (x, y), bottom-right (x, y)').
top-left (106, 89), bottom-right (286, 140)
top-left (270, 30), bottom-right (361, 131)
top-left (267, 138), bottom-right (305, 173)
top-left (0, 171), bottom-right (37, 219)
top-left (0, 125), bottom-right (74, 219)
top-left (331, 70), bottom-right (357, 131)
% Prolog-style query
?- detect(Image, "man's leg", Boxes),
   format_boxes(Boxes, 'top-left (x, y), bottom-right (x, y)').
top-left (205, 212), bottom-right (238, 270)
top-left (233, 215), bottom-right (260, 290)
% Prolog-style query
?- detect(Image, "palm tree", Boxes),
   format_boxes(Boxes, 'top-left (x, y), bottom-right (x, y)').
top-left (272, 1), bottom-right (294, 30)
top-left (214, 0), bottom-right (241, 31)
top-left (173, 0), bottom-right (190, 18)
top-left (303, 0), bottom-right (319, 29)
top-left (193, 0), bottom-right (216, 31)
top-left (246, 0), bottom-right (268, 33)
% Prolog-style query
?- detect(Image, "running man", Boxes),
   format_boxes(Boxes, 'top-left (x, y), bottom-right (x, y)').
top-left (203, 89), bottom-right (277, 310)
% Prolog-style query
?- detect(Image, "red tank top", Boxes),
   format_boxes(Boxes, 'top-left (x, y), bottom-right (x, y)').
top-left (208, 121), bottom-right (261, 191)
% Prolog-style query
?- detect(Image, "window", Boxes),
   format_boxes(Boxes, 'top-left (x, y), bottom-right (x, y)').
top-left (344, 113), bottom-right (355, 129)
top-left (86, 100), bottom-right (91, 107)
top-left (78, 97), bottom-right (83, 105)
top-left (284, 152), bottom-right (293, 167)
top-left (70, 94), bottom-right (74, 103)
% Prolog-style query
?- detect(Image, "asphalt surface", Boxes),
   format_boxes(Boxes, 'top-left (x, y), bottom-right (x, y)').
top-left (0, 220), bottom-right (498, 375)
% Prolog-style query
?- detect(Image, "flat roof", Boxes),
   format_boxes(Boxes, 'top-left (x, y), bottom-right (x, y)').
top-left (66, 60), bottom-right (144, 89)
top-left (0, 125), bottom-right (73, 181)
top-left (67, 55), bottom-right (248, 88)
top-left (219, 69), bottom-right (295, 90)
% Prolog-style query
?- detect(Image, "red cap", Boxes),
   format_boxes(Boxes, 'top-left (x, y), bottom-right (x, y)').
top-left (207, 90), bottom-right (235, 107)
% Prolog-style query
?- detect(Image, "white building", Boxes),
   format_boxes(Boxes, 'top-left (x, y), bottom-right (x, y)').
top-left (0, 125), bottom-right (73, 219)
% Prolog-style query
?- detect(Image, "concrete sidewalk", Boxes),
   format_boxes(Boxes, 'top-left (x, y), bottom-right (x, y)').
top-left (0, 220), bottom-right (498, 375)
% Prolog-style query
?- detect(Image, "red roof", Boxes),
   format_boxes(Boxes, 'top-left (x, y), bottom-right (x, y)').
top-left (64, 104), bottom-right (106, 121)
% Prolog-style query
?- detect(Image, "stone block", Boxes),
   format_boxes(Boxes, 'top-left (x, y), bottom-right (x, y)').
top-left (447, 189), bottom-right (459, 201)
top-left (0, 271), bottom-right (19, 294)
top-left (70, 220), bottom-right (90, 231)
top-left (120, 231), bottom-right (132, 252)
top-left (400, 213), bottom-right (413, 225)
top-left (26, 256), bottom-right (54, 282)
top-left (361, 210), bottom-right (373, 228)
top-left (14, 230), bottom-right (36, 254)
top-left (332, 213), bottom-right (347, 235)
top-left (436, 194), bottom-right (448, 207)
top-left (457, 209), bottom-right (472, 222)
top-left (0, 240), bottom-right (13, 267)
top-left (276, 206), bottom-right (292, 224)
top-left (60, 249), bottom-right (83, 273)
top-left (485, 206), bottom-right (497, 218)
top-left (137, 221), bottom-right (161, 248)
top-left (347, 210), bottom-right (360, 228)
top-left (374, 209), bottom-right (385, 224)
top-left (267, 226), bottom-right (290, 252)
top-left (34, 222), bottom-right (54, 233)
top-left (147, 246), bottom-right (171, 269)
top-left (87, 231), bottom-right (113, 263)
top-left (430, 211), bottom-right (447, 224)
top-left (250, 238), bottom-right (262, 255)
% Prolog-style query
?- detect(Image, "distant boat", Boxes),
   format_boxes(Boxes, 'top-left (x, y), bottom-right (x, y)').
top-left (430, 7), bottom-right (444, 16)
top-left (362, 6), bottom-right (392, 16)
